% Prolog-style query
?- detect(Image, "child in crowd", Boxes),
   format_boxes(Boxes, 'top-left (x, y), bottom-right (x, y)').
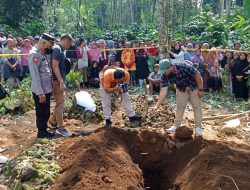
top-left (148, 64), bottom-right (161, 95)
top-left (191, 48), bottom-right (204, 75)
top-left (77, 38), bottom-right (89, 87)
top-left (135, 42), bottom-right (149, 87)
top-left (208, 59), bottom-right (222, 92)
top-left (88, 61), bottom-right (101, 88)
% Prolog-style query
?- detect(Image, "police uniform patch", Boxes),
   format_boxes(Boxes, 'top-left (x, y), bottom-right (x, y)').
top-left (33, 57), bottom-right (39, 63)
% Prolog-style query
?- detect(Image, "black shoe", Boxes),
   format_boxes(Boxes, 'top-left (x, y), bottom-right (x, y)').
top-left (129, 115), bottom-right (142, 122)
top-left (37, 131), bottom-right (55, 139)
top-left (105, 119), bottom-right (112, 127)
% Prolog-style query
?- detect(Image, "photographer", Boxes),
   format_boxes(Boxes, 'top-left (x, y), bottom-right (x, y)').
top-left (100, 67), bottom-right (141, 127)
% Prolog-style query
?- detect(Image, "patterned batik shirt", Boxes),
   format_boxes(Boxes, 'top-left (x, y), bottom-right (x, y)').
top-left (161, 63), bottom-right (199, 92)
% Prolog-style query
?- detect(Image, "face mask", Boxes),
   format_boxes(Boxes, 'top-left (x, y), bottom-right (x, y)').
top-left (45, 48), bottom-right (53, 55)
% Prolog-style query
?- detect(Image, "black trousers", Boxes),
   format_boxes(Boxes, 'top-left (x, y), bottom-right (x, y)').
top-left (153, 84), bottom-right (160, 93)
top-left (32, 93), bottom-right (51, 132)
top-left (208, 77), bottom-right (222, 91)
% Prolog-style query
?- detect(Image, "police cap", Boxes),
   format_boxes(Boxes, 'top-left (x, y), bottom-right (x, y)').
top-left (41, 33), bottom-right (56, 43)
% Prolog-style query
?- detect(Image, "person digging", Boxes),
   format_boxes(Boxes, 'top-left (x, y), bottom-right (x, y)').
top-left (150, 59), bottom-right (204, 137)
top-left (100, 67), bottom-right (142, 127)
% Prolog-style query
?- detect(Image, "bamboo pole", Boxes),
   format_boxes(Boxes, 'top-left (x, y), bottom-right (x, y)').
top-left (202, 111), bottom-right (250, 122)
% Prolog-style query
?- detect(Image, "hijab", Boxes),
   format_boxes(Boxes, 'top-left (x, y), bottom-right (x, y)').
top-left (88, 42), bottom-right (101, 62)
top-left (170, 42), bottom-right (182, 59)
top-left (235, 53), bottom-right (249, 75)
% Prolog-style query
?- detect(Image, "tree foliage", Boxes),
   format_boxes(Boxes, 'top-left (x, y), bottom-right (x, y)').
top-left (176, 6), bottom-right (250, 49)
top-left (0, 0), bottom-right (248, 49)
top-left (0, 0), bottom-right (44, 36)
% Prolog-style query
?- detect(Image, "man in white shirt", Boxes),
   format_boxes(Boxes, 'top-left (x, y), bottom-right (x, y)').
top-left (148, 64), bottom-right (161, 95)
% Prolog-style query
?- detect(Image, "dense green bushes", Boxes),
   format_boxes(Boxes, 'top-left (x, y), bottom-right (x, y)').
top-left (177, 9), bottom-right (250, 48)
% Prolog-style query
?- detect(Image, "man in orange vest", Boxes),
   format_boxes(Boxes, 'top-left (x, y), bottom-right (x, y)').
top-left (100, 67), bottom-right (142, 127)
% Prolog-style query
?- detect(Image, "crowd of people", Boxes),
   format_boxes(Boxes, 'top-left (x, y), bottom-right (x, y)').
top-left (0, 32), bottom-right (249, 100)
top-left (0, 31), bottom-right (249, 139)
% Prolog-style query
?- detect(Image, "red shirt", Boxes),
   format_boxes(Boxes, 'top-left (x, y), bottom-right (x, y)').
top-left (148, 46), bottom-right (158, 57)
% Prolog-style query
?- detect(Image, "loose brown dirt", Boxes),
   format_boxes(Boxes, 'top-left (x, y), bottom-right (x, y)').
top-left (1, 91), bottom-right (249, 190)
top-left (0, 111), bottom-right (37, 158)
top-left (50, 128), bottom-right (144, 190)
top-left (51, 127), bottom-right (250, 190)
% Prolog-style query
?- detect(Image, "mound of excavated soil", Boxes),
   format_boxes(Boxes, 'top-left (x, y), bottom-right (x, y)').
top-left (51, 127), bottom-right (250, 190)
top-left (49, 128), bottom-right (144, 190)
top-left (165, 140), bottom-right (250, 190)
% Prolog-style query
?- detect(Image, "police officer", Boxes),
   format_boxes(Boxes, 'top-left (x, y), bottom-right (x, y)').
top-left (28, 33), bottom-right (56, 139)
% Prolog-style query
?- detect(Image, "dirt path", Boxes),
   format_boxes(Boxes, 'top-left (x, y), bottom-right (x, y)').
top-left (0, 111), bottom-right (37, 158)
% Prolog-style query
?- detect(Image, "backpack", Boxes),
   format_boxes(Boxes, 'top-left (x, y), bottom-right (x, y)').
top-left (65, 58), bottom-right (72, 75)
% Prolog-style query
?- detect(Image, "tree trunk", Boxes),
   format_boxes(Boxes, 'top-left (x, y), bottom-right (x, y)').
top-left (54, 0), bottom-right (57, 26)
top-left (43, 0), bottom-right (49, 32)
top-left (169, 0), bottom-right (173, 38)
top-left (181, 0), bottom-right (186, 27)
top-left (157, 0), bottom-right (165, 43)
top-left (217, 0), bottom-right (224, 17)
top-left (243, 0), bottom-right (250, 18)
top-left (225, 0), bottom-right (232, 17)
top-left (133, 0), bottom-right (141, 24)
top-left (157, 0), bottom-right (166, 59)
top-left (111, 0), bottom-right (115, 26)
top-left (195, 0), bottom-right (199, 14)
top-left (220, 0), bottom-right (225, 17)
top-left (152, 0), bottom-right (157, 24)
top-left (114, 0), bottom-right (117, 24)
top-left (78, 0), bottom-right (82, 31)
top-left (130, 0), bottom-right (134, 23)
top-left (120, 0), bottom-right (123, 24)
top-left (100, 4), bottom-right (103, 28)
